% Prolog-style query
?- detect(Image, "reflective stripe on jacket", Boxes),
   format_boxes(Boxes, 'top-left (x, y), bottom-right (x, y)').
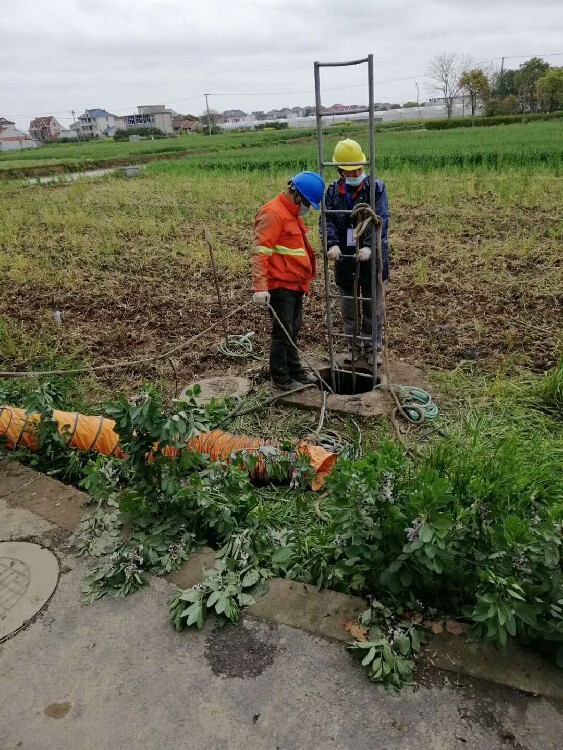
top-left (252, 192), bottom-right (317, 293)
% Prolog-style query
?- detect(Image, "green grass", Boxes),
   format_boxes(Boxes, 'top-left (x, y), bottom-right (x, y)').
top-left (151, 120), bottom-right (563, 173)
top-left (2, 120), bottom-right (561, 175)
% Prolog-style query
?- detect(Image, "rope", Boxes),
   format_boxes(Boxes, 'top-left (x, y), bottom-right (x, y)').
top-left (216, 332), bottom-right (263, 360)
top-left (0, 301), bottom-right (253, 378)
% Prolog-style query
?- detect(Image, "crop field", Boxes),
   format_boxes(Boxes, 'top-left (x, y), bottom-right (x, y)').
top-left (1, 119), bottom-right (562, 176)
top-left (1, 121), bottom-right (562, 685)
top-left (1, 121), bottom-right (561, 391)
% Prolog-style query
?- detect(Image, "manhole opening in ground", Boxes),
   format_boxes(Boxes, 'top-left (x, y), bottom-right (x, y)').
top-left (318, 367), bottom-right (378, 395)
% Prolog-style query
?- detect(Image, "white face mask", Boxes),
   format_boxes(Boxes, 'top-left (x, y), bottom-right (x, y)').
top-left (299, 204), bottom-right (310, 216)
top-left (345, 172), bottom-right (366, 187)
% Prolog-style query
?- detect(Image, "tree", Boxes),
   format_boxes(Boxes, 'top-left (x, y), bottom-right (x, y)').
top-left (537, 68), bottom-right (563, 113)
top-left (515, 57), bottom-right (550, 112)
top-left (403, 101), bottom-right (418, 108)
top-left (491, 68), bottom-right (518, 99)
top-left (427, 52), bottom-right (472, 118)
top-left (199, 109), bottom-right (222, 128)
top-left (459, 69), bottom-right (491, 116)
top-left (500, 95), bottom-right (519, 115)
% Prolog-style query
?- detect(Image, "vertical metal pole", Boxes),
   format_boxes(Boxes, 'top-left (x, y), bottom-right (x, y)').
top-left (315, 61), bottom-right (336, 392)
top-left (368, 54), bottom-right (378, 387)
top-left (71, 110), bottom-right (81, 142)
top-left (204, 94), bottom-right (212, 136)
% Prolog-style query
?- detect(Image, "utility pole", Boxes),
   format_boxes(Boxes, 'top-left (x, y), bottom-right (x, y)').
top-left (415, 81), bottom-right (422, 120)
top-left (499, 56), bottom-right (505, 95)
top-left (204, 94), bottom-right (212, 136)
top-left (71, 109), bottom-right (81, 142)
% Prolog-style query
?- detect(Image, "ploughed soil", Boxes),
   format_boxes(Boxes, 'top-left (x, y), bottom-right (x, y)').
top-left (1, 192), bottom-right (561, 397)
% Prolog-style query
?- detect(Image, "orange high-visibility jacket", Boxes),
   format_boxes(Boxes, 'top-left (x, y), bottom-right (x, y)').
top-left (252, 192), bottom-right (317, 294)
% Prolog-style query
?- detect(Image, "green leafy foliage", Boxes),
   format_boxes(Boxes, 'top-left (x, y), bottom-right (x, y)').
top-left (348, 599), bottom-right (425, 695)
top-left (169, 531), bottom-right (269, 630)
top-left (82, 547), bottom-right (149, 603)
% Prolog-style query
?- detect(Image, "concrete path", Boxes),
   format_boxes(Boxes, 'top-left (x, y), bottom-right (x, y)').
top-left (1, 477), bottom-right (563, 749)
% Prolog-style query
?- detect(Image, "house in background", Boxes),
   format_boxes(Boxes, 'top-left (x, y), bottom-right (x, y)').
top-left (222, 109), bottom-right (248, 124)
top-left (76, 109), bottom-right (116, 139)
top-left (29, 115), bottom-right (65, 142)
top-left (172, 117), bottom-right (202, 134)
top-left (0, 118), bottom-right (38, 151)
top-left (121, 106), bottom-right (174, 134)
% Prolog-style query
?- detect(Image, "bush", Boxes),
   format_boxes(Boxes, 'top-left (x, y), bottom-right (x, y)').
top-left (255, 121), bottom-right (289, 131)
top-left (425, 110), bottom-right (563, 130)
top-left (113, 127), bottom-right (167, 141)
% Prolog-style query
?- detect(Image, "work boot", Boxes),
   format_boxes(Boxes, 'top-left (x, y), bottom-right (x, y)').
top-left (344, 351), bottom-right (360, 364)
top-left (273, 378), bottom-right (304, 392)
top-left (291, 370), bottom-right (317, 385)
top-left (365, 350), bottom-right (383, 366)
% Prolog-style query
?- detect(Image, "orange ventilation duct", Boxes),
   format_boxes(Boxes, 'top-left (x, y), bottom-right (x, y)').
top-left (0, 406), bottom-right (336, 491)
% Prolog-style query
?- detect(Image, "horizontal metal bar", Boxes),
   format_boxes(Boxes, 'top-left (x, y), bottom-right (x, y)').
top-left (332, 333), bottom-right (374, 342)
top-left (316, 58), bottom-right (369, 68)
top-left (337, 295), bottom-right (373, 302)
top-left (319, 107), bottom-right (371, 117)
top-left (322, 160), bottom-right (369, 167)
top-left (333, 369), bottom-right (374, 380)
top-left (324, 209), bottom-right (354, 215)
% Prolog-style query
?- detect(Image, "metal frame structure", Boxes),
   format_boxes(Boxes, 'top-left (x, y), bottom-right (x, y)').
top-left (314, 55), bottom-right (378, 392)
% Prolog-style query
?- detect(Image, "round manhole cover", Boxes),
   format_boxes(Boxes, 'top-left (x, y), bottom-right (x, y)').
top-left (179, 376), bottom-right (251, 406)
top-left (0, 542), bottom-right (59, 642)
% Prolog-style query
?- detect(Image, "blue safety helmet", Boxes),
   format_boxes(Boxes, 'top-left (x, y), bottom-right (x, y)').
top-left (289, 171), bottom-right (325, 210)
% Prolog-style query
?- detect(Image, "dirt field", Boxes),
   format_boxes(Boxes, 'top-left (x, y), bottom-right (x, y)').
top-left (1, 166), bottom-right (561, 400)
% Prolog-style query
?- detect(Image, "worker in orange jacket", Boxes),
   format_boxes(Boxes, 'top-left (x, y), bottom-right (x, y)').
top-left (252, 171), bottom-right (325, 390)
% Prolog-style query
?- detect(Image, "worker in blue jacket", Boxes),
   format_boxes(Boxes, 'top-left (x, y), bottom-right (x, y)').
top-left (323, 139), bottom-right (390, 365)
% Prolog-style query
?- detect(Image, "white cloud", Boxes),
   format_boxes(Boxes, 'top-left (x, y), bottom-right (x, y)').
top-left (1, 0), bottom-right (562, 129)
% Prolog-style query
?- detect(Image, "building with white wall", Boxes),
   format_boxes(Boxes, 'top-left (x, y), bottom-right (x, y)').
top-left (0, 119), bottom-right (38, 151)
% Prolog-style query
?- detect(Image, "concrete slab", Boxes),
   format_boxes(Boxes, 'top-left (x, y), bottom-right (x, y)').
top-left (426, 631), bottom-right (563, 703)
top-left (250, 578), bottom-right (366, 642)
top-left (280, 358), bottom-right (430, 418)
top-left (0, 541), bottom-right (59, 642)
top-left (167, 547), bottom-right (217, 588)
top-left (179, 375), bottom-right (251, 406)
top-left (1, 460), bottom-right (92, 530)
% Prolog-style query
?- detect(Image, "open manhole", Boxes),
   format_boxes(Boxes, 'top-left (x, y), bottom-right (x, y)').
top-left (319, 367), bottom-right (378, 395)
top-left (0, 542), bottom-right (59, 642)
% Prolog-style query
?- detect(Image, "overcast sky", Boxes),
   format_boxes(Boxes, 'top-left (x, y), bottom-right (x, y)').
top-left (2, 0), bottom-right (562, 130)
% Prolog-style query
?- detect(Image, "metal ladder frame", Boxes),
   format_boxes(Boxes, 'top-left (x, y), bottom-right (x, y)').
top-left (314, 55), bottom-right (378, 392)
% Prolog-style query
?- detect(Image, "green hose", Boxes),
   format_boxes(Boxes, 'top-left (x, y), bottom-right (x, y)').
top-left (395, 386), bottom-right (439, 423)
top-left (216, 332), bottom-right (263, 360)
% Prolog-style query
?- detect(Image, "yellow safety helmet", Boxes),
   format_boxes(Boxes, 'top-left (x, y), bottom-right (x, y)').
top-left (332, 139), bottom-right (366, 171)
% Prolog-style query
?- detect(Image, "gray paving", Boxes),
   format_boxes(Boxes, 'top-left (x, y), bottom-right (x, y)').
top-left (1, 491), bottom-right (562, 750)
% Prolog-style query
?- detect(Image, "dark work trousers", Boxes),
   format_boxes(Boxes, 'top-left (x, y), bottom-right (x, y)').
top-left (269, 288), bottom-right (304, 383)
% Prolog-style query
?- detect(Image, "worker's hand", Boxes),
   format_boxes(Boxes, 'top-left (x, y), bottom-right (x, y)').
top-left (327, 245), bottom-right (342, 260)
top-left (252, 291), bottom-right (271, 305)
top-left (357, 246), bottom-right (372, 262)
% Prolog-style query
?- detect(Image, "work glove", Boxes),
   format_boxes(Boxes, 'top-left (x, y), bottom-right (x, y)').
top-left (252, 291), bottom-right (271, 305)
top-left (327, 245), bottom-right (342, 260)
top-left (357, 246), bottom-right (372, 262)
